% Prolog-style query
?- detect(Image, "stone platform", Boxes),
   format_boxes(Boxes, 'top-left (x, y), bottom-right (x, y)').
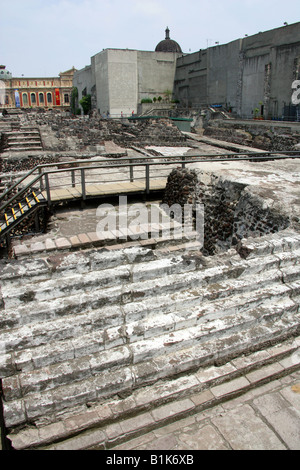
top-left (1, 158), bottom-right (300, 450)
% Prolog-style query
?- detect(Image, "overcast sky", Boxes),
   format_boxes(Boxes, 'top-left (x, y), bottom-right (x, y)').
top-left (1, 0), bottom-right (299, 77)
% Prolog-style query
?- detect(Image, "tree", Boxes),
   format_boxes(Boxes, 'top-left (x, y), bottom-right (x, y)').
top-left (79, 94), bottom-right (92, 115)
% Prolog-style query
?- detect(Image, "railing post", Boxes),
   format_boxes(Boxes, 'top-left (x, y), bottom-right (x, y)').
top-left (130, 164), bottom-right (134, 183)
top-left (39, 167), bottom-right (44, 191)
top-left (146, 164), bottom-right (150, 195)
top-left (182, 156), bottom-right (186, 169)
top-left (71, 170), bottom-right (76, 188)
top-left (81, 169), bottom-right (86, 200)
top-left (45, 173), bottom-right (51, 207)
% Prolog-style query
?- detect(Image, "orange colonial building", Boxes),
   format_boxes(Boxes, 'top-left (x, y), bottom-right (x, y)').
top-left (0, 66), bottom-right (76, 110)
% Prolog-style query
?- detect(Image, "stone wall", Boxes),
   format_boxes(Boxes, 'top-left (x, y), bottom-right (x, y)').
top-left (162, 168), bottom-right (290, 256)
top-left (203, 120), bottom-right (300, 151)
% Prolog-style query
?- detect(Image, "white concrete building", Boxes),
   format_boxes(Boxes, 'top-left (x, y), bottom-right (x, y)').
top-left (73, 28), bottom-right (183, 116)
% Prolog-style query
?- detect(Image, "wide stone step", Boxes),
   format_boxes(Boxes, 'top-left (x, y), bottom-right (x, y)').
top-left (281, 264), bottom-right (300, 283)
top-left (0, 259), bottom-right (285, 335)
top-left (5, 130), bottom-right (40, 136)
top-left (1, 254), bottom-right (202, 308)
top-left (3, 146), bottom-right (43, 152)
top-left (0, 247), bottom-right (156, 285)
top-left (238, 231), bottom-right (300, 259)
top-left (1, 294), bottom-right (297, 404)
top-left (36, 335), bottom-right (300, 451)
top-left (8, 141), bottom-right (42, 147)
top-left (124, 282), bottom-right (293, 339)
top-left (8, 135), bottom-right (41, 141)
top-left (3, 308), bottom-right (300, 433)
top-left (0, 280), bottom-right (294, 379)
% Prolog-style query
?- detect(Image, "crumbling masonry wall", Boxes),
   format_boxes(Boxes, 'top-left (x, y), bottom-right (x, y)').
top-left (163, 168), bottom-right (290, 256)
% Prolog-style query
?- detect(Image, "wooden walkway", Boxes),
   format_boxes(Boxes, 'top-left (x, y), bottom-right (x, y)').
top-left (41, 179), bottom-right (168, 203)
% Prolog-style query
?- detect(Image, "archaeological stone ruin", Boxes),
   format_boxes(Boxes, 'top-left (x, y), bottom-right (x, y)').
top-left (0, 108), bottom-right (300, 450)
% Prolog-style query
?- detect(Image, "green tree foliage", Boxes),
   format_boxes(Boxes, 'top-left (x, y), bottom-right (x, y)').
top-left (79, 94), bottom-right (92, 115)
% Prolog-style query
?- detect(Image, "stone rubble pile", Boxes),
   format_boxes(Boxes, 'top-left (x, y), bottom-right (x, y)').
top-left (25, 112), bottom-right (186, 152)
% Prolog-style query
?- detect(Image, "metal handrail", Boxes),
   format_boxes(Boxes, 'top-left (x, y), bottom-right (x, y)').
top-left (1, 151), bottom-right (300, 213)
top-left (0, 173), bottom-right (43, 213)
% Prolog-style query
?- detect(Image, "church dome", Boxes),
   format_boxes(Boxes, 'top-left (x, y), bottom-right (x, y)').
top-left (0, 66), bottom-right (12, 79)
top-left (155, 27), bottom-right (182, 53)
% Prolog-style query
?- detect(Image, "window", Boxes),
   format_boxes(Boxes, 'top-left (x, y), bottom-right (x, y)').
top-left (39, 93), bottom-right (44, 103)
top-left (22, 93), bottom-right (28, 105)
top-left (31, 93), bottom-right (36, 104)
top-left (47, 92), bottom-right (52, 103)
top-left (64, 93), bottom-right (70, 104)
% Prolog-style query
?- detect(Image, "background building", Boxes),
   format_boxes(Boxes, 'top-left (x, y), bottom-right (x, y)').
top-left (0, 66), bottom-right (76, 110)
top-left (174, 22), bottom-right (300, 120)
top-left (73, 28), bottom-right (183, 117)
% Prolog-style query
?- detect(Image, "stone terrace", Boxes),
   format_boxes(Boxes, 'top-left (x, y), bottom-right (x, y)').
top-left (0, 158), bottom-right (300, 450)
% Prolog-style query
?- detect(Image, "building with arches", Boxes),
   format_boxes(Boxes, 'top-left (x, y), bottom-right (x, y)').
top-left (0, 66), bottom-right (76, 110)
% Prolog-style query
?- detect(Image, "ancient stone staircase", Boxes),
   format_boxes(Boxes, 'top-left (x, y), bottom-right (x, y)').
top-left (0, 229), bottom-right (300, 449)
top-left (1, 126), bottom-right (43, 153)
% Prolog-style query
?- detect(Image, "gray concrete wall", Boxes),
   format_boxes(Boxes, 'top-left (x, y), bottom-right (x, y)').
top-left (174, 50), bottom-right (208, 107)
top-left (207, 39), bottom-right (242, 109)
top-left (92, 50), bottom-right (110, 115)
top-left (106, 49), bottom-right (138, 117)
top-left (73, 65), bottom-right (93, 113)
top-left (173, 22), bottom-right (300, 119)
top-left (137, 51), bottom-right (179, 102)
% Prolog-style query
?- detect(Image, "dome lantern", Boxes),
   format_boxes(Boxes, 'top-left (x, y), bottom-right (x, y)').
top-left (155, 27), bottom-right (182, 53)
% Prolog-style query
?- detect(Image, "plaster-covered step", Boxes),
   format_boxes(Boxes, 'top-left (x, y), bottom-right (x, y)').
top-left (1, 254), bottom-right (202, 308)
top-left (0, 297), bottom-right (125, 354)
top-left (0, 280), bottom-right (293, 379)
top-left (1, 265), bottom-right (132, 308)
top-left (2, 344), bottom-right (133, 401)
top-left (0, 260), bottom-right (284, 334)
top-left (0, 247), bottom-right (155, 285)
top-left (8, 141), bottom-right (42, 148)
top-left (237, 231), bottom-right (300, 259)
top-left (6, 335), bottom-right (300, 451)
top-left (1, 294), bottom-right (297, 402)
top-left (4, 147), bottom-right (43, 152)
top-left (124, 282), bottom-right (293, 339)
top-left (0, 257), bottom-right (288, 341)
top-left (3, 308), bottom-right (299, 431)
top-left (281, 264), bottom-right (300, 283)
top-left (128, 297), bottom-right (297, 364)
